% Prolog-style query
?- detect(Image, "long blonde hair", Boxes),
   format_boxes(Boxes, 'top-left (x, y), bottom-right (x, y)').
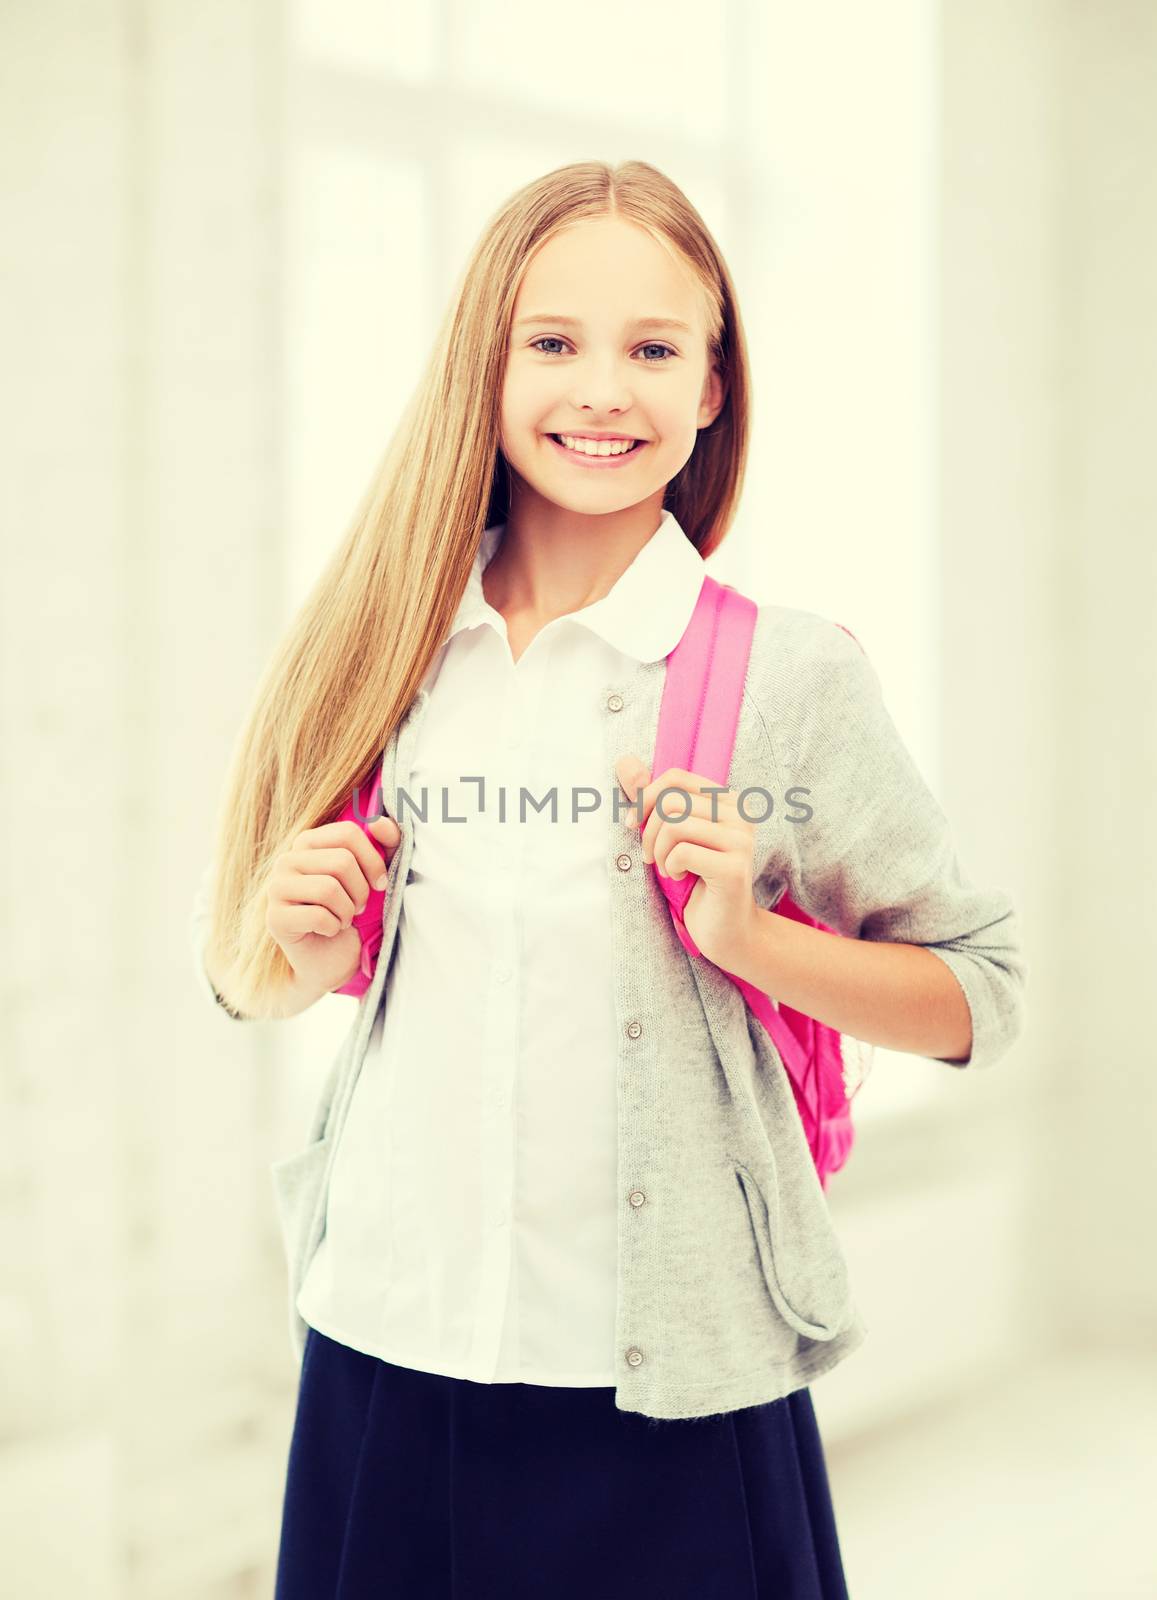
top-left (205, 158), bottom-right (752, 1016)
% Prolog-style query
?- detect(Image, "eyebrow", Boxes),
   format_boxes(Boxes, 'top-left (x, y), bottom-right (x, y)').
top-left (513, 313), bottom-right (693, 334)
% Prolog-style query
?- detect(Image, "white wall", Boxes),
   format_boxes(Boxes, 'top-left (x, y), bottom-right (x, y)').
top-left (1042, 0), bottom-right (1157, 1346)
top-left (1, 5), bottom-right (291, 1597)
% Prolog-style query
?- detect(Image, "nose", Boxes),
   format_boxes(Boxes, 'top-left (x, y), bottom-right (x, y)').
top-left (569, 358), bottom-right (634, 418)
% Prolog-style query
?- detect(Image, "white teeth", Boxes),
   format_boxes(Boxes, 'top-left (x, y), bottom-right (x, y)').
top-left (557, 434), bottom-right (638, 457)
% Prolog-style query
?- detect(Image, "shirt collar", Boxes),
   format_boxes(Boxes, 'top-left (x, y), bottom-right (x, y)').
top-left (445, 508), bottom-right (706, 665)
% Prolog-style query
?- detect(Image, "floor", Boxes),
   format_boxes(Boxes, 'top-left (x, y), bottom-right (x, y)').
top-left (826, 1348), bottom-right (1157, 1599)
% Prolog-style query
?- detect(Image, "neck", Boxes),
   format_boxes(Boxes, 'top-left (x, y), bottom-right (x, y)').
top-left (484, 491), bottom-right (667, 623)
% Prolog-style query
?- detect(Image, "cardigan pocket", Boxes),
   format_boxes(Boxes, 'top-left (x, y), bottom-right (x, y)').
top-left (270, 1136), bottom-right (332, 1272)
top-left (732, 1159), bottom-right (853, 1341)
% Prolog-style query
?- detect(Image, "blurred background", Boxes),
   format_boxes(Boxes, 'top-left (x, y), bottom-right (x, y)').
top-left (2, 0), bottom-right (1154, 1595)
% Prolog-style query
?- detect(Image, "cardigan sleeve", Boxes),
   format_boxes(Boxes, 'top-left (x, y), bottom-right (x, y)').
top-left (189, 859), bottom-right (254, 1021)
top-left (769, 619), bottom-right (1028, 1071)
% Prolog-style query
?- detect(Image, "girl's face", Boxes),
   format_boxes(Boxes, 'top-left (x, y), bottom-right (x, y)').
top-left (500, 216), bottom-right (725, 517)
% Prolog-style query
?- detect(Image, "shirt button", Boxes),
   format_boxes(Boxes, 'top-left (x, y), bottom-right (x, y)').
top-left (625, 1346), bottom-right (645, 1367)
top-left (495, 965), bottom-right (512, 983)
top-left (626, 1020), bottom-right (643, 1040)
top-left (606, 693), bottom-right (624, 712)
top-left (615, 853), bottom-right (633, 872)
top-left (495, 1208), bottom-right (508, 1227)
top-left (628, 1189), bottom-right (646, 1208)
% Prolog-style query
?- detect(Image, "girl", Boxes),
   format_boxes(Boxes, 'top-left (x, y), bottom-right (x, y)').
top-left (192, 160), bottom-right (1026, 1599)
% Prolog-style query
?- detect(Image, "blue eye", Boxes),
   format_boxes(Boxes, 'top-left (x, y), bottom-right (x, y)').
top-left (529, 337), bottom-right (676, 363)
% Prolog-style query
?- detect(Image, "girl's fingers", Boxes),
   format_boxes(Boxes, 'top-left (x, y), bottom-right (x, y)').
top-left (637, 766), bottom-right (730, 814)
top-left (650, 815), bottom-right (750, 874)
top-left (273, 862), bottom-right (360, 927)
top-left (269, 897), bottom-right (348, 942)
top-left (640, 789), bottom-right (740, 863)
top-left (265, 818), bottom-right (403, 964)
top-left (366, 816), bottom-right (402, 876)
top-left (295, 819), bottom-right (400, 896)
top-left (662, 840), bottom-right (731, 883)
top-left (276, 845), bottom-right (378, 924)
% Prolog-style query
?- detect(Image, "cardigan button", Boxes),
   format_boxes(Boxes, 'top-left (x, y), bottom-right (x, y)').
top-left (626, 1020), bottom-right (643, 1040)
top-left (628, 1189), bottom-right (646, 1208)
top-left (606, 692), bottom-right (624, 712)
top-left (625, 1346), bottom-right (645, 1367)
top-left (615, 853), bottom-right (633, 872)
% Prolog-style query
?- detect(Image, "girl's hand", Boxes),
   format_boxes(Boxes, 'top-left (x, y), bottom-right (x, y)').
top-left (265, 816), bottom-right (402, 993)
top-left (615, 754), bottom-right (761, 975)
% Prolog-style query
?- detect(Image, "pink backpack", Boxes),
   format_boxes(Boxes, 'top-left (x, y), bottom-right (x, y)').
top-left (331, 575), bottom-right (872, 1187)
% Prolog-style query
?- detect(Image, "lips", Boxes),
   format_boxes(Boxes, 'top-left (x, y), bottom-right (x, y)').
top-left (544, 434), bottom-right (650, 469)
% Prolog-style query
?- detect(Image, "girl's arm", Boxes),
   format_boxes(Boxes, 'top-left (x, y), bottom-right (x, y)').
top-left (750, 618), bottom-right (1027, 1071)
top-left (727, 906), bottom-right (974, 1062)
top-left (189, 861), bottom-right (329, 1022)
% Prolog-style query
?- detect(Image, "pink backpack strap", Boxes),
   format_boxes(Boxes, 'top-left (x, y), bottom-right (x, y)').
top-left (652, 577), bottom-right (754, 766)
top-left (650, 575), bottom-right (756, 922)
top-left (329, 753), bottom-right (391, 997)
top-left (652, 582), bottom-right (796, 1056)
top-left (650, 579), bottom-right (809, 1082)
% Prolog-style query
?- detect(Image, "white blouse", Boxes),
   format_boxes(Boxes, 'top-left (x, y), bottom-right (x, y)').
top-left (295, 508), bottom-right (707, 1385)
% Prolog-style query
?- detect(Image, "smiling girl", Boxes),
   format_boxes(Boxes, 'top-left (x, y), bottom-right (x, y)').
top-left (192, 160), bottom-right (1026, 1599)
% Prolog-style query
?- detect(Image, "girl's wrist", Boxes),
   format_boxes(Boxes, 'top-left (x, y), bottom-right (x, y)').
top-left (718, 901), bottom-right (778, 987)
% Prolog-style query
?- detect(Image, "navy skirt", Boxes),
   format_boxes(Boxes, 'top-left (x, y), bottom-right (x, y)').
top-left (274, 1324), bottom-right (850, 1599)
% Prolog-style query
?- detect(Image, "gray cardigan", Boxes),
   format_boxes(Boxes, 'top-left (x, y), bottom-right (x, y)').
top-left (191, 605), bottom-right (1027, 1421)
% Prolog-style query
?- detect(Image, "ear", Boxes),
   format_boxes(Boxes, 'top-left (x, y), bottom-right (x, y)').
top-left (699, 359), bottom-right (727, 430)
